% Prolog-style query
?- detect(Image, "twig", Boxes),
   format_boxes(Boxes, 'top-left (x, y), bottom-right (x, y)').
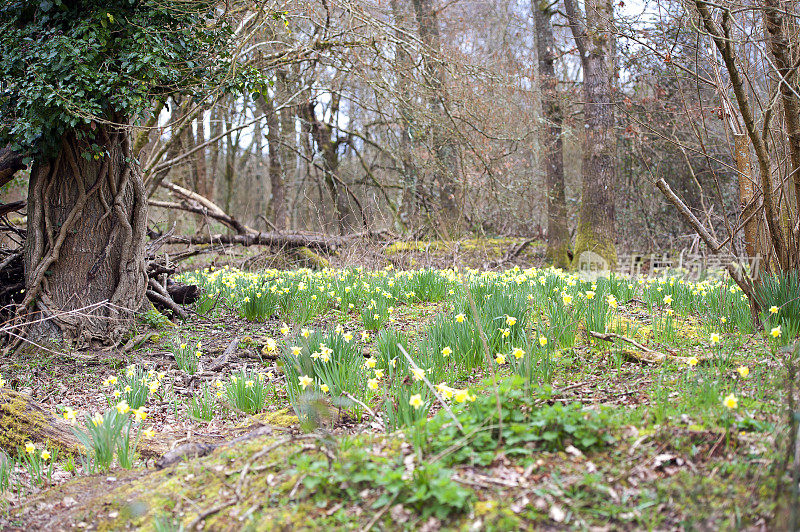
top-left (397, 344), bottom-right (464, 433)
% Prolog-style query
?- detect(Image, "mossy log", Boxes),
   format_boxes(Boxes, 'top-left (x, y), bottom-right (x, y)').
top-left (287, 246), bottom-right (330, 269)
top-left (0, 389), bottom-right (81, 454)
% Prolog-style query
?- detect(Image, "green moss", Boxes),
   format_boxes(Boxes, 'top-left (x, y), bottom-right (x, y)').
top-left (289, 247), bottom-right (330, 270)
top-left (572, 222), bottom-right (617, 271)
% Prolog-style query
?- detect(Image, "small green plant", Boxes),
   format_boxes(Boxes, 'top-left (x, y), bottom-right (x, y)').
top-left (117, 365), bottom-right (155, 409)
top-left (187, 382), bottom-right (216, 421)
top-left (238, 284), bottom-right (280, 322)
top-left (171, 339), bottom-right (201, 375)
top-left (18, 443), bottom-right (57, 487)
top-left (425, 376), bottom-right (614, 466)
top-left (225, 368), bottom-right (272, 414)
top-left (0, 452), bottom-right (15, 493)
top-left (70, 406), bottom-right (141, 471)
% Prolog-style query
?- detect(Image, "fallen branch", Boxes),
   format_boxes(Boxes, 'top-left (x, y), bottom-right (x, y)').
top-left (588, 330), bottom-right (705, 365)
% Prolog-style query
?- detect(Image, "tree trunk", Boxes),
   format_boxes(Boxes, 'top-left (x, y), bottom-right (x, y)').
top-left (256, 94), bottom-right (287, 231)
top-left (565, 0), bottom-right (617, 269)
top-left (22, 125), bottom-right (148, 345)
top-left (392, 0), bottom-right (418, 232)
top-left (533, 0), bottom-right (570, 269)
top-left (411, 0), bottom-right (461, 234)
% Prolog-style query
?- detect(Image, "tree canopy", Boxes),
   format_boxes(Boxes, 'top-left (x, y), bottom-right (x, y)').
top-left (0, 0), bottom-right (249, 159)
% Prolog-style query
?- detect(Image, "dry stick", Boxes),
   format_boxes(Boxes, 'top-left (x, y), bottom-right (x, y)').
top-left (587, 330), bottom-right (702, 364)
top-left (396, 344), bottom-right (464, 433)
top-left (343, 392), bottom-right (381, 428)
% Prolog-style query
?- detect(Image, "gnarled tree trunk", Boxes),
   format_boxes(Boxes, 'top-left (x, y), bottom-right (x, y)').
top-left (22, 125), bottom-right (148, 345)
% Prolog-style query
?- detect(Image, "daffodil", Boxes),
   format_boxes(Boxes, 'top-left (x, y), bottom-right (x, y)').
top-left (512, 347), bottom-right (525, 359)
top-left (687, 357), bottom-right (698, 367)
top-left (298, 375), bottom-right (313, 390)
top-left (142, 427), bottom-right (156, 439)
top-left (374, 369), bottom-right (384, 379)
top-left (320, 383), bottom-right (329, 393)
top-left (367, 378), bottom-right (379, 390)
top-left (495, 353), bottom-right (506, 365)
top-left (63, 408), bottom-right (77, 424)
top-left (116, 401), bottom-right (130, 415)
top-left (409, 394), bottom-right (423, 409)
top-left (455, 313), bottom-right (465, 323)
top-left (585, 291), bottom-right (595, 300)
top-left (91, 413), bottom-right (104, 426)
top-left (25, 442), bottom-right (35, 454)
top-left (538, 337), bottom-right (548, 347)
top-left (710, 332), bottom-right (720, 345)
top-left (769, 306), bottom-right (779, 314)
top-left (723, 394), bottom-right (738, 409)
top-left (291, 346), bottom-right (302, 356)
top-left (264, 338), bottom-right (277, 352)
top-left (411, 367), bottom-right (425, 381)
top-left (441, 346), bottom-right (452, 357)
top-left (737, 366), bottom-right (749, 378)
top-left (365, 358), bottom-right (377, 369)
top-left (506, 315), bottom-right (517, 326)
top-left (280, 322), bottom-right (290, 335)
top-left (133, 408), bottom-right (147, 422)
top-left (771, 325), bottom-right (782, 338)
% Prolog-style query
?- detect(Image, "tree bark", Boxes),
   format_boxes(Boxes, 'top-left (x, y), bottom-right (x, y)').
top-left (392, 0), bottom-right (419, 231)
top-left (22, 125), bottom-right (148, 345)
top-left (533, 0), bottom-right (570, 269)
top-left (564, 0), bottom-right (618, 268)
top-left (411, 0), bottom-right (462, 233)
top-left (256, 94), bottom-right (287, 231)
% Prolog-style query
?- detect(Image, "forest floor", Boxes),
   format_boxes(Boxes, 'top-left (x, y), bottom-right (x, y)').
top-left (0, 256), bottom-right (796, 531)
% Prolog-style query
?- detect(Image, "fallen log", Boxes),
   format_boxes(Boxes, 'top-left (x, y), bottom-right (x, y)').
top-left (588, 330), bottom-right (707, 365)
top-left (161, 232), bottom-right (347, 252)
top-left (0, 389), bottom-right (82, 454)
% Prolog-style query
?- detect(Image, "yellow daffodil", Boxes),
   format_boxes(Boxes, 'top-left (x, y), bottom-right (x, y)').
top-left (495, 353), bottom-right (506, 365)
top-left (687, 357), bottom-right (698, 367)
top-left (771, 325), bottom-right (782, 338)
top-left (441, 346), bottom-right (452, 357)
top-left (280, 322), bottom-right (290, 335)
top-left (291, 346), bottom-right (302, 356)
top-left (367, 378), bottom-right (379, 390)
top-left (374, 369), bottom-right (384, 379)
top-left (455, 313), bottom-right (465, 323)
top-left (723, 394), bottom-right (738, 409)
top-left (40, 449), bottom-right (51, 460)
top-left (365, 358), bottom-right (377, 369)
top-left (63, 408), bottom-right (76, 424)
top-left (25, 442), bottom-right (35, 454)
top-left (506, 315), bottom-right (517, 326)
top-left (320, 383), bottom-right (329, 393)
top-left (133, 408), bottom-right (147, 422)
top-left (142, 428), bottom-right (156, 439)
top-left (585, 291), bottom-right (595, 300)
top-left (769, 306), bottom-right (779, 314)
top-left (409, 394), bottom-right (423, 409)
top-left (737, 366), bottom-right (749, 378)
top-left (298, 375), bottom-right (313, 389)
top-left (116, 401), bottom-right (130, 415)
top-left (512, 347), bottom-right (525, 359)
top-left (538, 337), bottom-right (548, 347)
top-left (710, 332), bottom-right (720, 345)
top-left (92, 413), bottom-right (104, 426)
top-left (562, 293), bottom-right (573, 305)
top-left (411, 367), bottom-right (426, 381)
